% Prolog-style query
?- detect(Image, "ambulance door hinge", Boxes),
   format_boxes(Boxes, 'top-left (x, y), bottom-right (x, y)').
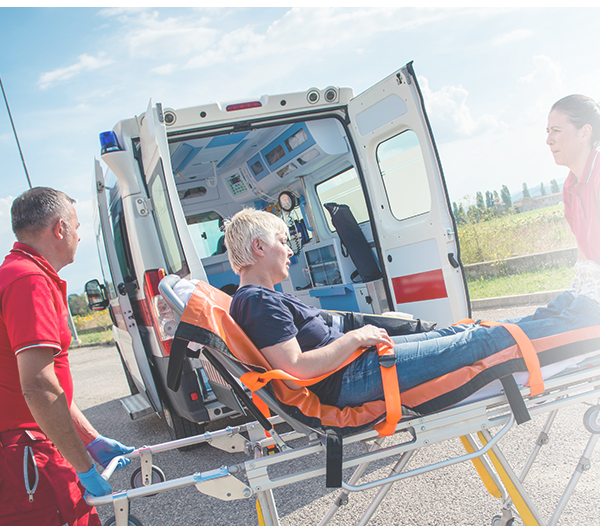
top-left (118, 280), bottom-right (139, 296)
top-left (156, 102), bottom-right (164, 123)
top-left (402, 64), bottom-right (414, 85)
top-left (135, 197), bottom-right (153, 217)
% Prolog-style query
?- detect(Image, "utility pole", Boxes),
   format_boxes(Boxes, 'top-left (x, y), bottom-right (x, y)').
top-left (0, 74), bottom-right (32, 189)
top-left (1, 75), bottom-right (80, 343)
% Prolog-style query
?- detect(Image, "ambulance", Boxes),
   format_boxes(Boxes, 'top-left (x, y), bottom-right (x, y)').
top-left (85, 61), bottom-right (470, 441)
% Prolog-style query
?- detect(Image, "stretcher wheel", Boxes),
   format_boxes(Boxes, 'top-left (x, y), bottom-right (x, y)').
top-left (130, 465), bottom-right (166, 496)
top-left (104, 514), bottom-right (143, 526)
top-left (491, 515), bottom-right (515, 526)
top-left (583, 405), bottom-right (600, 434)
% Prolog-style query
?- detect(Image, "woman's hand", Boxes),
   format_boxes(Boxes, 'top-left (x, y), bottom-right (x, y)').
top-left (347, 325), bottom-right (393, 349)
top-left (260, 325), bottom-right (393, 382)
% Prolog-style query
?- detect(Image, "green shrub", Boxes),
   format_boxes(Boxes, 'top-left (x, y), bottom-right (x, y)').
top-left (458, 205), bottom-right (576, 265)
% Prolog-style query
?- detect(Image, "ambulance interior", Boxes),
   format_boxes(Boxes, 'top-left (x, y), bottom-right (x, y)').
top-left (165, 116), bottom-right (431, 313)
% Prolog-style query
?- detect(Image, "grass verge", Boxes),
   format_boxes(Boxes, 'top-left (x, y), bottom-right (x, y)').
top-left (467, 265), bottom-right (574, 300)
top-left (76, 328), bottom-right (113, 345)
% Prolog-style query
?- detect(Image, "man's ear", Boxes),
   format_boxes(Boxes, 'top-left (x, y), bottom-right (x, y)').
top-left (53, 218), bottom-right (66, 240)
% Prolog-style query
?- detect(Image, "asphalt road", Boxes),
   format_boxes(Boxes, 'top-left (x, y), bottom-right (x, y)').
top-left (70, 303), bottom-right (600, 526)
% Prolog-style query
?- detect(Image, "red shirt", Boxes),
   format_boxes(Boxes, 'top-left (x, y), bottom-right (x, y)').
top-left (0, 242), bottom-right (73, 432)
top-left (563, 147), bottom-right (600, 264)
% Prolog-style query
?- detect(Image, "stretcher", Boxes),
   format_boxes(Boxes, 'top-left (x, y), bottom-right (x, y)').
top-left (87, 276), bottom-right (600, 526)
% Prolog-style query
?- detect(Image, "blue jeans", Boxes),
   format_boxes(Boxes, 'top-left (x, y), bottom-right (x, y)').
top-left (334, 292), bottom-right (600, 408)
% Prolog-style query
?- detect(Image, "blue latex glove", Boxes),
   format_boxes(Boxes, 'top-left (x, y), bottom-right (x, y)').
top-left (86, 435), bottom-right (135, 470)
top-left (77, 465), bottom-right (112, 499)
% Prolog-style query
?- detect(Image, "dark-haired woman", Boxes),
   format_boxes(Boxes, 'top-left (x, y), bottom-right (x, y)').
top-left (547, 94), bottom-right (600, 265)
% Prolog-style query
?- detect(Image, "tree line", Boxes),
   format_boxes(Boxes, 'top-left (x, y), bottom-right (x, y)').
top-left (452, 179), bottom-right (560, 225)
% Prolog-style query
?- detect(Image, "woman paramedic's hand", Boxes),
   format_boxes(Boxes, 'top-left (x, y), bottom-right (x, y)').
top-left (77, 465), bottom-right (112, 499)
top-left (86, 435), bottom-right (135, 470)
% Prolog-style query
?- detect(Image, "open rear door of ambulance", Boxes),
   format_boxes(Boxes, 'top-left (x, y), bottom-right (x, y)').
top-left (347, 62), bottom-right (470, 327)
top-left (94, 159), bottom-right (160, 411)
top-left (138, 100), bottom-right (207, 281)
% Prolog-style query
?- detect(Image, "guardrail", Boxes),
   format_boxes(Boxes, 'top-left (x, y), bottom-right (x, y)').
top-left (464, 247), bottom-right (577, 280)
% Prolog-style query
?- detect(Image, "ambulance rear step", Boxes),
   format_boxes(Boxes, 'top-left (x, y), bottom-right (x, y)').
top-left (120, 394), bottom-right (155, 420)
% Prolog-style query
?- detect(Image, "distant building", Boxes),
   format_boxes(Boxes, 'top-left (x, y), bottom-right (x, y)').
top-left (513, 192), bottom-right (563, 213)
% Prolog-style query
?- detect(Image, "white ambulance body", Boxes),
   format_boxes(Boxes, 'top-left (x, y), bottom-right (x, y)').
top-left (86, 61), bottom-right (470, 441)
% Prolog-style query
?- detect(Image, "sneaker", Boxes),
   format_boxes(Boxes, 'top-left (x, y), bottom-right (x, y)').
top-left (578, 260), bottom-right (600, 304)
top-left (567, 260), bottom-right (586, 297)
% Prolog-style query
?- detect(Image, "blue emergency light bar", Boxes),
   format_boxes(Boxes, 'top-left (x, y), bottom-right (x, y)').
top-left (100, 131), bottom-right (122, 155)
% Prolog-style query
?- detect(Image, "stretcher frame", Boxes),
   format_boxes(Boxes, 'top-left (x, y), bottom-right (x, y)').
top-left (87, 278), bottom-right (600, 526)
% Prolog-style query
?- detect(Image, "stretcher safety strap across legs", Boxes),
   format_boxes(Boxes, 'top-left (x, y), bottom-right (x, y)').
top-left (453, 319), bottom-right (545, 396)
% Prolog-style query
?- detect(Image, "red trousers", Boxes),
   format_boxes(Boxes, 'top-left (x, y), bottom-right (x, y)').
top-left (0, 429), bottom-right (101, 526)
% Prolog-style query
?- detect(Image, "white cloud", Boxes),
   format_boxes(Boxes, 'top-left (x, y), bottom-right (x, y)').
top-left (510, 55), bottom-right (564, 127)
top-left (418, 75), bottom-right (499, 140)
top-left (492, 28), bottom-right (533, 46)
top-left (122, 11), bottom-right (219, 58)
top-left (38, 53), bottom-right (113, 89)
top-left (116, 7), bottom-right (455, 71)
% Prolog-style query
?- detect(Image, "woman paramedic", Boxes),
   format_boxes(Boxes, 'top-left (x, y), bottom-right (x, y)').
top-left (547, 94), bottom-right (600, 265)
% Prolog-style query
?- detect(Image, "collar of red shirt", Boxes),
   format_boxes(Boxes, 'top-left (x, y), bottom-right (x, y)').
top-left (564, 147), bottom-right (600, 190)
top-left (9, 242), bottom-right (67, 303)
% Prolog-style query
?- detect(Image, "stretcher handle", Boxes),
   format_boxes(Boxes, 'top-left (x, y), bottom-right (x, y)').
top-left (100, 447), bottom-right (147, 481)
top-left (159, 274), bottom-right (186, 316)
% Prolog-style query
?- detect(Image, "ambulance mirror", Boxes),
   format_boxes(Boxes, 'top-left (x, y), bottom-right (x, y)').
top-left (85, 279), bottom-right (109, 311)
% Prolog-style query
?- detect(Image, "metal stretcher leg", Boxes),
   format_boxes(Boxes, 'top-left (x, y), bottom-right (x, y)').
top-left (318, 440), bottom-right (383, 526)
top-left (460, 434), bottom-right (504, 500)
top-left (254, 444), bottom-right (280, 526)
top-left (478, 429), bottom-right (545, 526)
top-left (494, 408), bottom-right (559, 525)
top-left (355, 449), bottom-right (415, 526)
top-left (549, 433), bottom-right (599, 525)
top-left (256, 490), bottom-right (280, 526)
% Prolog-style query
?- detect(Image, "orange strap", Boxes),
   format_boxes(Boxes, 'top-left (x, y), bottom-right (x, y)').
top-left (373, 344), bottom-right (402, 437)
top-left (453, 319), bottom-right (544, 396)
top-left (239, 344), bottom-right (403, 438)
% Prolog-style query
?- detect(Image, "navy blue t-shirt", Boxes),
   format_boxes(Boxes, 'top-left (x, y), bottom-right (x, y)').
top-left (230, 285), bottom-right (347, 405)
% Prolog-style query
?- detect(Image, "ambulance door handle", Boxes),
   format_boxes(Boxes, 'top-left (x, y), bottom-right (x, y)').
top-left (448, 253), bottom-right (459, 269)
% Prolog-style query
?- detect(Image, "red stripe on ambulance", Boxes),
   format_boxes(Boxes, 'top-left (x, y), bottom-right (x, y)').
top-left (391, 269), bottom-right (448, 304)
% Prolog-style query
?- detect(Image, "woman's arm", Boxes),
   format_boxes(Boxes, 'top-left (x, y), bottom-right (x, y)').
top-left (260, 324), bottom-right (393, 381)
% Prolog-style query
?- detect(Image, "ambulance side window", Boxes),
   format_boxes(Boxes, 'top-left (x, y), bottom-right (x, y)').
top-left (109, 199), bottom-right (136, 285)
top-left (111, 199), bottom-right (135, 282)
top-left (316, 167), bottom-right (369, 232)
top-left (95, 229), bottom-right (117, 299)
top-left (186, 211), bottom-right (225, 259)
top-left (376, 130), bottom-right (431, 221)
top-left (148, 161), bottom-right (189, 277)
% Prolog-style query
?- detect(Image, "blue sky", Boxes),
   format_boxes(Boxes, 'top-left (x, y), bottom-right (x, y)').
top-left (1, 7), bottom-right (598, 294)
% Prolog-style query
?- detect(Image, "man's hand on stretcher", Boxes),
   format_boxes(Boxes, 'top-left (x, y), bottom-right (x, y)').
top-left (260, 325), bottom-right (393, 389)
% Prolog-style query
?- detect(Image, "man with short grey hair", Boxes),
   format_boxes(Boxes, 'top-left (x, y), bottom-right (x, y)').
top-left (0, 187), bottom-right (134, 525)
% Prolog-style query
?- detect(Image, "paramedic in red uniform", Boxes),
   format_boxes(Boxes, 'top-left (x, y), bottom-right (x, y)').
top-left (547, 94), bottom-right (600, 265)
top-left (0, 187), bottom-right (134, 525)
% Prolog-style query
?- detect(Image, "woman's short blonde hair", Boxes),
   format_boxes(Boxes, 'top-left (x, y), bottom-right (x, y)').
top-left (224, 209), bottom-right (289, 274)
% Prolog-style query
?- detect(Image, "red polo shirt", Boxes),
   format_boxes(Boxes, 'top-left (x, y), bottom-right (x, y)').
top-left (563, 147), bottom-right (600, 264)
top-left (0, 242), bottom-right (73, 432)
